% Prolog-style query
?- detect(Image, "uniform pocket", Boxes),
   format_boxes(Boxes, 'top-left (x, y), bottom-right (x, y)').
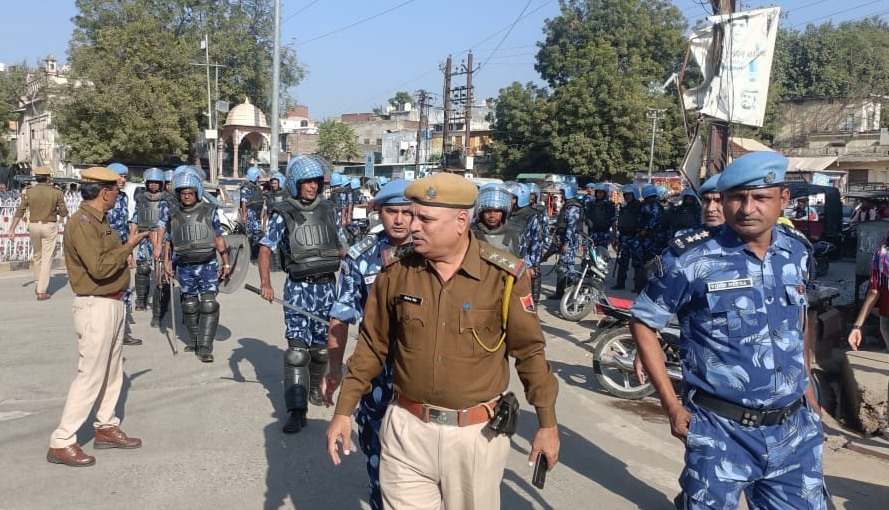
top-left (396, 301), bottom-right (428, 351)
top-left (459, 309), bottom-right (503, 355)
top-left (784, 284), bottom-right (807, 331)
top-left (706, 289), bottom-right (763, 340)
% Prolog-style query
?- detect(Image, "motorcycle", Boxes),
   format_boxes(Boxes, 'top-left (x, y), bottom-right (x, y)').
top-left (812, 240), bottom-right (838, 278)
top-left (559, 241), bottom-right (611, 321)
top-left (591, 295), bottom-right (683, 400)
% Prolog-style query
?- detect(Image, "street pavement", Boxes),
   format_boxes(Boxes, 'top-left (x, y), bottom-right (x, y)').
top-left (0, 260), bottom-right (888, 510)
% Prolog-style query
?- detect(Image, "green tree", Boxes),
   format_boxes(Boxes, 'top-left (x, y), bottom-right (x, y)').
top-left (388, 91), bottom-right (413, 110)
top-left (53, 0), bottom-right (304, 165)
top-left (0, 62), bottom-right (29, 165)
top-left (317, 119), bottom-right (360, 163)
top-left (534, 0), bottom-right (688, 178)
top-left (488, 82), bottom-right (559, 176)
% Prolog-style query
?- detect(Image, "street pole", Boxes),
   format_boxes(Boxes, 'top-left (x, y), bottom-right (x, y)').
top-left (204, 34), bottom-right (215, 182)
top-left (706, 0), bottom-right (737, 176)
top-left (647, 108), bottom-right (665, 184)
top-left (270, 0), bottom-right (281, 173)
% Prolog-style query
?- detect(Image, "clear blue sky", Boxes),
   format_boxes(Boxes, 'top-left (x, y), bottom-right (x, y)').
top-left (2, 0), bottom-right (887, 119)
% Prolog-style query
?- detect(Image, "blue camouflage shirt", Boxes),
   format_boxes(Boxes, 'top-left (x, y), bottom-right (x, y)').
top-left (329, 232), bottom-right (395, 324)
top-left (515, 206), bottom-right (543, 268)
top-left (630, 224), bottom-right (811, 409)
top-left (109, 192), bottom-right (129, 241)
top-left (559, 202), bottom-right (582, 247)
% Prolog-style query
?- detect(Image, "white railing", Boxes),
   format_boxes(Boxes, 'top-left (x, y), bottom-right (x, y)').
top-left (0, 190), bottom-right (82, 263)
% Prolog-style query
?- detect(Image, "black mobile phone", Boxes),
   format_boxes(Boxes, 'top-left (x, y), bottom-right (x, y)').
top-left (532, 452), bottom-right (548, 489)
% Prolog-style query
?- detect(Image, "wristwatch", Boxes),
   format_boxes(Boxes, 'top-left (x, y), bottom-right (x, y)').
top-left (851, 325), bottom-right (861, 330)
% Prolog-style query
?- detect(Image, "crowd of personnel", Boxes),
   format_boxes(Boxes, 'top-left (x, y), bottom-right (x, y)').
top-left (19, 151), bottom-right (848, 510)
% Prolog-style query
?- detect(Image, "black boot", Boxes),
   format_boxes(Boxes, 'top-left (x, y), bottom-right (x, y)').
top-left (283, 340), bottom-right (311, 433)
top-left (196, 296), bottom-right (219, 363)
top-left (611, 266), bottom-right (627, 290)
top-left (181, 296), bottom-right (200, 354)
top-left (308, 346), bottom-right (329, 406)
top-left (134, 264), bottom-right (151, 311)
top-left (548, 276), bottom-right (566, 301)
top-left (150, 283), bottom-right (170, 327)
top-left (283, 409), bottom-right (308, 434)
top-left (632, 265), bottom-right (646, 293)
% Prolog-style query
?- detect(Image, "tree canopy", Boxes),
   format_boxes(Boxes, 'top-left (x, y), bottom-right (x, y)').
top-left (490, 0), bottom-right (688, 179)
top-left (0, 62), bottom-right (28, 165)
top-left (53, 0), bottom-right (304, 165)
top-left (316, 119), bottom-right (361, 164)
top-left (388, 91), bottom-right (413, 110)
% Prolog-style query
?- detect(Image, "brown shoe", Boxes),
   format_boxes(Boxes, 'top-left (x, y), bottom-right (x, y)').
top-left (47, 443), bottom-right (96, 467)
top-left (94, 426), bottom-right (142, 449)
top-left (37, 293), bottom-right (51, 301)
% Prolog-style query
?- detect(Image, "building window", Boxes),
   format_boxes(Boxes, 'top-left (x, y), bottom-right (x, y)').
top-left (376, 139), bottom-right (382, 146)
top-left (300, 120), bottom-right (308, 127)
top-left (848, 169), bottom-right (868, 184)
top-left (837, 114), bottom-right (854, 133)
top-left (364, 139), bottom-right (370, 145)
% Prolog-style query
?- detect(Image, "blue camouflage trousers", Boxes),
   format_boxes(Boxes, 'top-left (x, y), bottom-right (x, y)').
top-left (680, 401), bottom-right (827, 510)
top-left (590, 231), bottom-right (613, 249)
top-left (557, 240), bottom-right (580, 285)
top-left (136, 237), bottom-right (154, 263)
top-left (616, 234), bottom-right (644, 271)
top-left (246, 209), bottom-right (262, 244)
top-left (355, 358), bottom-right (394, 510)
top-left (282, 278), bottom-right (335, 345)
top-left (176, 259), bottom-right (220, 297)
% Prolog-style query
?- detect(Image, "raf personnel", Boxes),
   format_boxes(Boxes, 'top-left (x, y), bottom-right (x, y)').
top-left (638, 184), bottom-right (665, 287)
top-left (472, 183), bottom-right (520, 257)
top-left (612, 184), bottom-right (644, 291)
top-left (7, 166), bottom-right (68, 301)
top-left (630, 152), bottom-right (826, 510)
top-left (550, 182), bottom-right (583, 300)
top-left (47, 167), bottom-right (151, 467)
top-left (528, 182), bottom-right (549, 302)
top-left (241, 166), bottom-right (265, 260)
top-left (327, 173), bottom-right (559, 510)
top-left (699, 174), bottom-right (724, 228)
top-left (107, 163), bottom-right (142, 345)
top-left (667, 188), bottom-right (703, 238)
top-left (505, 182), bottom-right (544, 298)
top-left (259, 155), bottom-right (344, 434)
top-left (585, 183), bottom-right (617, 250)
top-left (322, 179), bottom-right (413, 510)
top-left (131, 168), bottom-right (166, 318)
top-left (157, 171), bottom-right (231, 361)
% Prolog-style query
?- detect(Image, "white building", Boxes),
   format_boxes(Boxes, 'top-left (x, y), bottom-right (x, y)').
top-left (14, 56), bottom-right (72, 175)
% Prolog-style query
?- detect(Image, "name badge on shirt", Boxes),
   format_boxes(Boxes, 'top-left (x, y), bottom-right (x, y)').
top-left (364, 274), bottom-right (377, 285)
top-left (399, 293), bottom-right (423, 305)
top-left (707, 278), bottom-right (753, 292)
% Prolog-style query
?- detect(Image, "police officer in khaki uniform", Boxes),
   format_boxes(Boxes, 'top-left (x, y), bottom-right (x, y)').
top-left (46, 167), bottom-right (151, 467)
top-left (327, 173), bottom-right (560, 509)
top-left (7, 167), bottom-right (68, 300)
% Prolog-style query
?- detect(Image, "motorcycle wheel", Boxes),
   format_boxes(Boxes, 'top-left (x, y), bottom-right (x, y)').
top-left (592, 328), bottom-right (655, 400)
top-left (559, 283), bottom-right (597, 322)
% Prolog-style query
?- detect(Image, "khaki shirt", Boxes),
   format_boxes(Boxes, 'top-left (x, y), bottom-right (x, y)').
top-left (336, 234), bottom-right (559, 427)
top-left (64, 205), bottom-right (131, 296)
top-left (14, 183), bottom-right (68, 222)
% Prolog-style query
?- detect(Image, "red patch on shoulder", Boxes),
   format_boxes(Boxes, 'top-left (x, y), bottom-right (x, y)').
top-left (520, 293), bottom-right (536, 313)
top-left (78, 215), bottom-right (91, 223)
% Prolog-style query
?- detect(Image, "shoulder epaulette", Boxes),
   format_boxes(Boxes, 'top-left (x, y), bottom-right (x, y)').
top-left (669, 227), bottom-right (711, 254)
top-left (382, 244), bottom-right (414, 268)
top-left (348, 234), bottom-right (377, 259)
top-left (776, 223), bottom-right (813, 251)
top-left (479, 243), bottom-right (526, 278)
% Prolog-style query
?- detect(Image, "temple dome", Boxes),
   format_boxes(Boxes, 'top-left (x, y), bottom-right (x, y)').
top-left (225, 97), bottom-right (268, 128)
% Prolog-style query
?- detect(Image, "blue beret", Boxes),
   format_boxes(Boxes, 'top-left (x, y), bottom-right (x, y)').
top-left (373, 179), bottom-right (411, 210)
top-left (716, 152), bottom-right (787, 192)
top-left (699, 174), bottom-right (721, 195)
top-left (585, 183), bottom-right (596, 189)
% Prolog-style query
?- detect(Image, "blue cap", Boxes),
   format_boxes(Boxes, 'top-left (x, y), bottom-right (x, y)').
top-left (373, 179), bottom-right (412, 210)
top-left (585, 183), bottom-right (596, 189)
top-left (699, 174), bottom-right (720, 195)
top-left (107, 162), bottom-right (128, 175)
top-left (716, 152), bottom-right (787, 192)
top-left (642, 184), bottom-right (658, 199)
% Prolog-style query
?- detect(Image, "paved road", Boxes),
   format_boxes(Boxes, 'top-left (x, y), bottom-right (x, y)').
top-left (0, 261), bottom-right (887, 509)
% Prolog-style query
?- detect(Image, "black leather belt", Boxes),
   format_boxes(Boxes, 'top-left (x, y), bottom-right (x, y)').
top-left (692, 390), bottom-right (804, 427)
top-left (289, 273), bottom-right (335, 285)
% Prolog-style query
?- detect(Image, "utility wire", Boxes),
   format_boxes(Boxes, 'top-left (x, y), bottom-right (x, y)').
top-left (293, 0), bottom-right (420, 46)
top-left (788, 0), bottom-right (883, 29)
top-left (476, 0), bottom-right (535, 75)
top-left (283, 0), bottom-right (324, 24)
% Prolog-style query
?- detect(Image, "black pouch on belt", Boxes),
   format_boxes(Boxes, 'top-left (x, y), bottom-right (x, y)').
top-left (487, 392), bottom-right (520, 437)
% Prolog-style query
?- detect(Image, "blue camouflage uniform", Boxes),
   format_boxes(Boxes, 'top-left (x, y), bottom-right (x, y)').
top-left (109, 192), bottom-right (132, 308)
top-left (261, 214), bottom-right (337, 345)
top-left (157, 200), bottom-right (224, 296)
top-left (557, 201), bottom-right (583, 285)
top-left (240, 185), bottom-right (263, 246)
top-left (630, 152), bottom-right (826, 510)
top-left (587, 195), bottom-right (617, 249)
top-left (330, 232), bottom-right (397, 510)
top-left (640, 199), bottom-right (665, 262)
top-left (518, 207), bottom-right (543, 270)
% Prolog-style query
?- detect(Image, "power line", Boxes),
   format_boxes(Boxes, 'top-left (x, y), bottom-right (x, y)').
top-left (788, 0), bottom-right (883, 29)
top-left (461, 0), bottom-right (555, 55)
top-left (283, 0), bottom-right (324, 24)
top-left (476, 0), bottom-right (535, 75)
top-left (293, 0), bottom-right (420, 46)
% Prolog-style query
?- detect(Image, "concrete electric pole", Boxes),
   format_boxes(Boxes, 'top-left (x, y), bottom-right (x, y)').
top-left (270, 0), bottom-right (282, 173)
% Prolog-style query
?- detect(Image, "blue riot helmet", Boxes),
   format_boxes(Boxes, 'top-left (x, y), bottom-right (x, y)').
top-left (594, 183), bottom-right (609, 193)
top-left (163, 170), bottom-right (174, 183)
top-left (585, 183), bottom-right (596, 190)
top-left (527, 182), bottom-right (541, 198)
top-left (622, 184), bottom-right (641, 201)
top-left (513, 183), bottom-right (531, 208)
top-left (373, 179), bottom-right (412, 210)
top-left (642, 183), bottom-right (658, 200)
top-left (679, 187), bottom-right (700, 205)
top-left (246, 166), bottom-right (263, 183)
top-left (173, 165), bottom-right (189, 176)
top-left (377, 176), bottom-right (390, 187)
top-left (173, 171), bottom-right (203, 198)
top-left (503, 181), bottom-right (521, 197)
top-left (269, 172), bottom-right (285, 185)
top-left (478, 183), bottom-right (513, 216)
top-left (656, 185), bottom-right (670, 201)
top-left (285, 154), bottom-right (327, 198)
top-left (560, 182), bottom-right (578, 199)
top-left (108, 162), bottom-right (128, 176)
top-left (350, 177), bottom-right (361, 190)
top-left (329, 173), bottom-right (343, 187)
top-left (144, 167), bottom-right (164, 184)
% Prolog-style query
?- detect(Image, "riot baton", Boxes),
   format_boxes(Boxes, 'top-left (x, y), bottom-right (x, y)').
top-left (164, 274), bottom-right (179, 356)
top-left (245, 284), bottom-right (331, 326)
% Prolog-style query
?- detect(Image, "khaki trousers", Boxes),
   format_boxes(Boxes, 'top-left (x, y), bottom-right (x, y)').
top-left (28, 221), bottom-right (58, 294)
top-left (49, 296), bottom-right (126, 448)
top-left (379, 403), bottom-right (511, 510)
